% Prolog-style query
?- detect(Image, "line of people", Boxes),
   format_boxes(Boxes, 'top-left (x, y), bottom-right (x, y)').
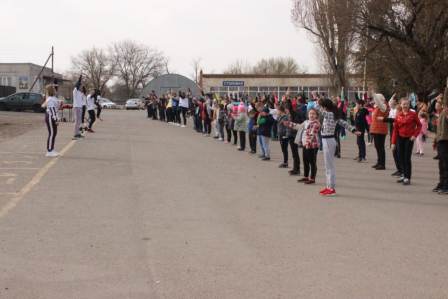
top-left (41, 76), bottom-right (104, 157)
top-left (145, 87), bottom-right (448, 197)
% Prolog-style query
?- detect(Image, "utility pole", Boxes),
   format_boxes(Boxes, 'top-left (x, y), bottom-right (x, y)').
top-left (29, 47), bottom-right (54, 92)
top-left (51, 46), bottom-right (54, 82)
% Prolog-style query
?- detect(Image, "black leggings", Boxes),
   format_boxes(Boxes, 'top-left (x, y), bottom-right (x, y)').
top-left (45, 113), bottom-right (57, 152)
top-left (303, 148), bottom-right (318, 179)
top-left (232, 130), bottom-right (238, 145)
top-left (280, 137), bottom-right (289, 164)
top-left (373, 133), bottom-right (386, 167)
top-left (249, 131), bottom-right (257, 152)
top-left (438, 141), bottom-right (448, 188)
top-left (81, 106), bottom-right (86, 123)
top-left (357, 132), bottom-right (366, 159)
top-left (203, 119), bottom-right (211, 134)
top-left (181, 107), bottom-right (188, 126)
top-left (226, 127), bottom-right (232, 142)
top-left (174, 108), bottom-right (181, 124)
top-left (397, 136), bottom-right (414, 179)
top-left (289, 137), bottom-right (300, 172)
top-left (88, 110), bottom-right (96, 129)
top-left (96, 105), bottom-right (102, 118)
top-left (239, 131), bottom-right (246, 150)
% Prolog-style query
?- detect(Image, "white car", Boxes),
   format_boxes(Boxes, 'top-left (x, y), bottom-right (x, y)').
top-left (125, 99), bottom-right (141, 110)
top-left (99, 98), bottom-right (117, 109)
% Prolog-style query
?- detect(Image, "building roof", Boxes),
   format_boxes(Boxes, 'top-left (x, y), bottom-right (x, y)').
top-left (0, 62), bottom-right (63, 77)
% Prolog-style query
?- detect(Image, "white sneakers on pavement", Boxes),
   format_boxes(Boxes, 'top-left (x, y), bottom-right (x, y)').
top-left (45, 151), bottom-right (60, 158)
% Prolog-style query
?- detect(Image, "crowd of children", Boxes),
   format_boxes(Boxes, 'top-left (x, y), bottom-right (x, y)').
top-left (143, 86), bottom-right (448, 197)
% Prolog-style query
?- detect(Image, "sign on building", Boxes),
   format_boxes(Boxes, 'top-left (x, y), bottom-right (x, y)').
top-left (223, 81), bottom-right (244, 87)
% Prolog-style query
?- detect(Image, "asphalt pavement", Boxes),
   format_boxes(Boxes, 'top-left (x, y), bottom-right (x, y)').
top-left (0, 110), bottom-right (446, 299)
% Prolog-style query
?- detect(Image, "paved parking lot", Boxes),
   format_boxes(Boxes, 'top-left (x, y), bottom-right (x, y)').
top-left (0, 110), bottom-right (446, 298)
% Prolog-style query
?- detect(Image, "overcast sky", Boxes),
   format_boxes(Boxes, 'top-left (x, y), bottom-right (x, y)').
top-left (1, 0), bottom-right (319, 77)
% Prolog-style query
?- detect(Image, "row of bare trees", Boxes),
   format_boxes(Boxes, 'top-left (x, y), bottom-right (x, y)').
top-left (292, 0), bottom-right (448, 98)
top-left (70, 40), bottom-right (168, 99)
top-left (223, 57), bottom-right (307, 75)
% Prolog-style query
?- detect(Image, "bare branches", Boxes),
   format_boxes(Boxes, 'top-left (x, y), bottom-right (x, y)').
top-left (223, 57), bottom-right (306, 75)
top-left (358, 0), bottom-right (448, 96)
top-left (110, 40), bottom-right (167, 98)
top-left (71, 48), bottom-right (115, 95)
top-left (291, 0), bottom-right (358, 92)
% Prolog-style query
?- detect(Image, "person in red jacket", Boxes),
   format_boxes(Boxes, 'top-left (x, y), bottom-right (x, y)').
top-left (392, 98), bottom-right (422, 185)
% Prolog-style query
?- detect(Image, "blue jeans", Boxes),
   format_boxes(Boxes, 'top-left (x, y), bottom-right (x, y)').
top-left (258, 135), bottom-right (270, 158)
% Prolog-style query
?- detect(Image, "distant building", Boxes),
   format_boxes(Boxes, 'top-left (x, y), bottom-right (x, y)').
top-left (142, 74), bottom-right (201, 98)
top-left (0, 63), bottom-right (72, 99)
top-left (199, 72), bottom-right (371, 101)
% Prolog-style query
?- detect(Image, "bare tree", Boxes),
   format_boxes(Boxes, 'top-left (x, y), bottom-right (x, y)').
top-left (190, 57), bottom-right (202, 83)
top-left (292, 0), bottom-right (358, 92)
top-left (111, 40), bottom-right (168, 98)
top-left (252, 57), bottom-right (306, 74)
top-left (224, 57), bottom-right (306, 74)
top-left (357, 0), bottom-right (448, 97)
top-left (223, 60), bottom-right (252, 74)
top-left (71, 47), bottom-right (115, 95)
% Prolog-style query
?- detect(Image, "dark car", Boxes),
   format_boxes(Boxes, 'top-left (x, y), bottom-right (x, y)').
top-left (0, 92), bottom-right (45, 112)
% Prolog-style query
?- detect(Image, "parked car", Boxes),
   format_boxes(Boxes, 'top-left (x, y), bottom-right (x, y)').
top-left (125, 99), bottom-right (143, 110)
top-left (0, 92), bottom-right (45, 112)
top-left (99, 98), bottom-right (117, 109)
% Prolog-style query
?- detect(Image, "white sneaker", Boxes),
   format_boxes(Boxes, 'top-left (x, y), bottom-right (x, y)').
top-left (176, 123), bottom-right (181, 127)
top-left (219, 138), bottom-right (224, 141)
top-left (181, 125), bottom-right (186, 128)
top-left (46, 151), bottom-right (60, 157)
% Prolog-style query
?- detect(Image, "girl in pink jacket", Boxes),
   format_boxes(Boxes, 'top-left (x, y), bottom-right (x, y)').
top-left (415, 111), bottom-right (428, 156)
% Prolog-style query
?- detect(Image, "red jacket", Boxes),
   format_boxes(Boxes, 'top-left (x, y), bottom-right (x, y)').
top-left (392, 110), bottom-right (422, 145)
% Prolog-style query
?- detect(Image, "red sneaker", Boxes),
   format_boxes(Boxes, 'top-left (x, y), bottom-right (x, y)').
top-left (319, 188), bottom-right (330, 195)
top-left (323, 188), bottom-right (336, 196)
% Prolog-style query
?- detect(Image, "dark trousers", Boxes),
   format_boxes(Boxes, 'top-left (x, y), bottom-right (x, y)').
top-left (226, 127), bottom-right (232, 142)
top-left (45, 113), bottom-right (57, 152)
top-left (152, 106), bottom-right (158, 120)
top-left (303, 148), bottom-right (318, 179)
top-left (97, 105), bottom-right (102, 118)
top-left (88, 110), bottom-right (96, 129)
top-left (173, 107), bottom-right (180, 124)
top-left (437, 141), bottom-right (448, 188)
top-left (232, 130), bottom-right (238, 145)
top-left (81, 105), bottom-right (86, 123)
top-left (280, 137), bottom-right (289, 164)
top-left (393, 146), bottom-right (401, 173)
top-left (249, 130), bottom-right (257, 152)
top-left (181, 107), bottom-right (188, 126)
top-left (357, 132), bottom-right (366, 159)
top-left (159, 108), bottom-right (166, 121)
top-left (166, 108), bottom-right (173, 122)
top-left (147, 106), bottom-right (152, 118)
top-left (335, 126), bottom-right (341, 157)
top-left (195, 116), bottom-right (203, 132)
top-left (373, 134), bottom-right (386, 166)
top-left (239, 131), bottom-right (246, 150)
top-left (289, 137), bottom-right (300, 172)
top-left (203, 119), bottom-right (211, 134)
top-left (272, 120), bottom-right (278, 139)
top-left (397, 136), bottom-right (414, 179)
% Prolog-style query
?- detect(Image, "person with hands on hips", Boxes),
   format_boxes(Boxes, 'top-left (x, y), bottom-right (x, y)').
top-left (391, 98), bottom-right (422, 186)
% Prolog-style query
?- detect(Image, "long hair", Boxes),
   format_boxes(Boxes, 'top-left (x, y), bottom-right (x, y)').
top-left (46, 85), bottom-right (56, 97)
top-left (320, 98), bottom-right (338, 116)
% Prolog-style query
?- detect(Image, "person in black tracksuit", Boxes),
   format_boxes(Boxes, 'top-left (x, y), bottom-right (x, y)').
top-left (277, 104), bottom-right (290, 168)
top-left (286, 101), bottom-right (305, 175)
top-left (354, 100), bottom-right (369, 162)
